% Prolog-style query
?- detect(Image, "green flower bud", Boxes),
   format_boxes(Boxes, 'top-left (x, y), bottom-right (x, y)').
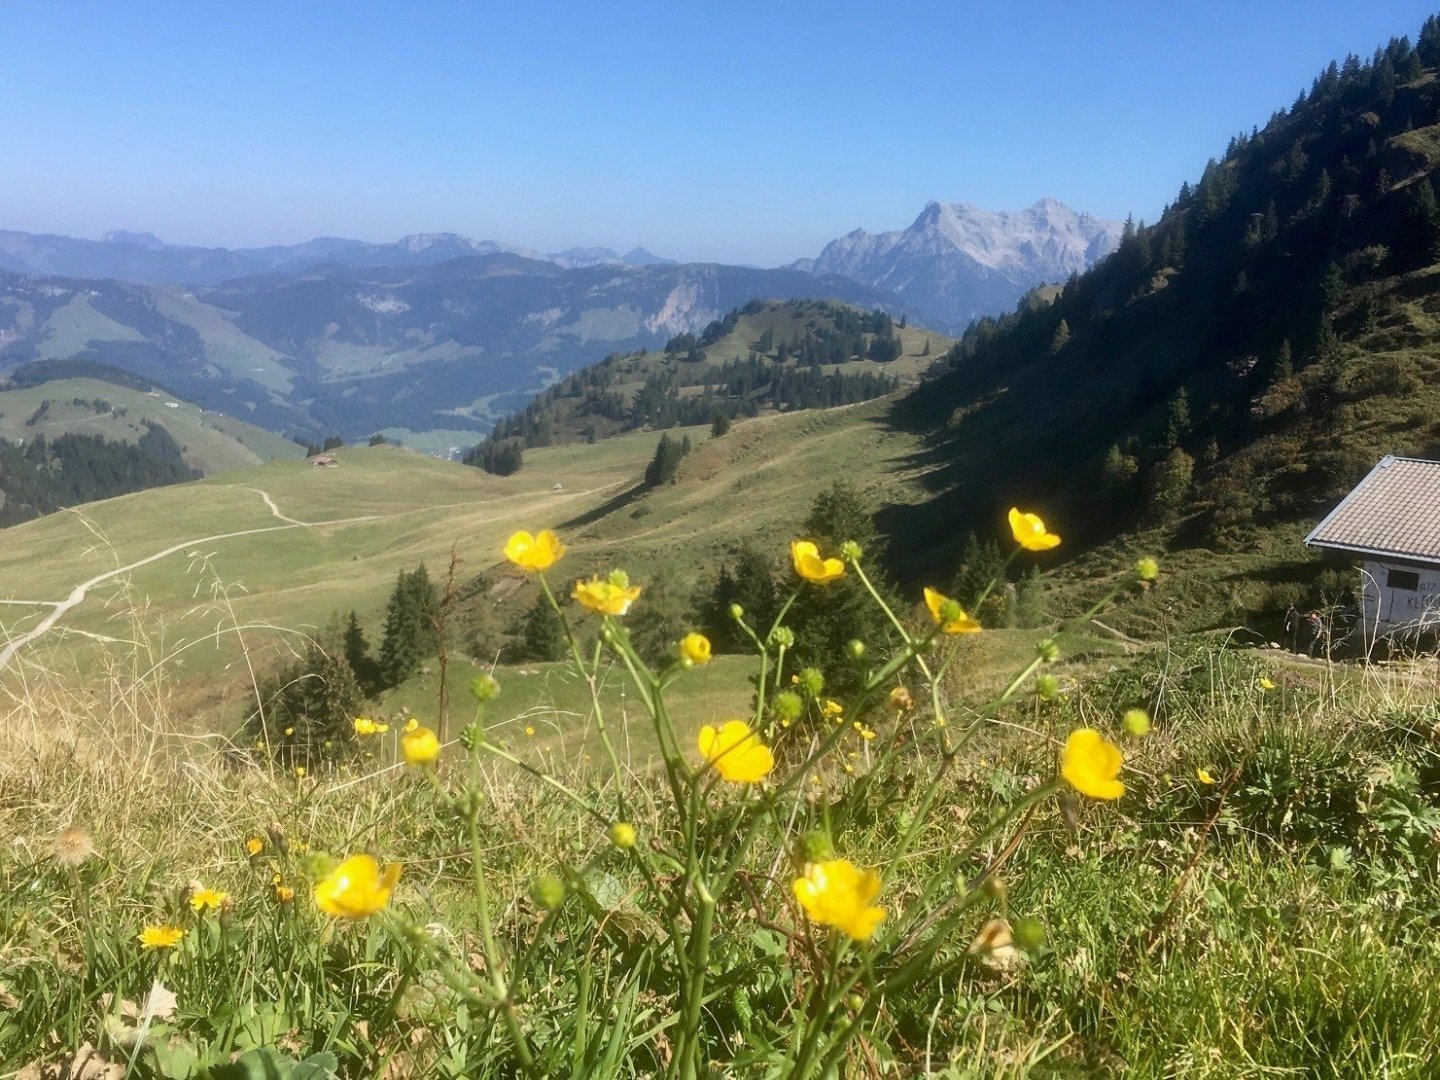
top-left (769, 625), bottom-right (795, 649)
top-left (608, 822), bottom-right (637, 850)
top-left (772, 691), bottom-right (804, 723)
top-left (530, 872), bottom-right (566, 911)
top-left (470, 674), bottom-right (501, 703)
top-left (1035, 673), bottom-right (1062, 701)
top-left (1012, 916), bottom-right (1046, 951)
top-left (982, 875), bottom-right (1008, 902)
top-left (1123, 708), bottom-right (1151, 737)
top-left (1036, 638), bottom-right (1060, 664)
top-left (728, 603), bottom-right (745, 621)
top-left (846, 993), bottom-right (864, 1012)
top-left (606, 569), bottom-right (631, 589)
top-left (795, 667), bottom-right (825, 698)
top-left (846, 639), bottom-right (866, 660)
top-left (459, 721), bottom-right (484, 751)
top-left (1135, 557), bottom-right (1160, 582)
top-left (798, 829), bottom-right (834, 862)
top-left (839, 540), bottom-right (863, 562)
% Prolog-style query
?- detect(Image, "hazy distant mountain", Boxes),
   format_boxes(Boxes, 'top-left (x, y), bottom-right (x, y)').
top-left (797, 198), bottom-right (1123, 330)
top-left (0, 229), bottom-right (678, 285)
top-left (0, 255), bottom-right (917, 441)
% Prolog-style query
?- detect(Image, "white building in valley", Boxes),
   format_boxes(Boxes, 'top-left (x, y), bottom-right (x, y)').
top-left (1305, 456), bottom-right (1440, 640)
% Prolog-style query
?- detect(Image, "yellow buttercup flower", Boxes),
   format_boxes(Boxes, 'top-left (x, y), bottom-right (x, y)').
top-left (293, 766), bottom-right (306, 779)
top-left (792, 859), bottom-right (886, 942)
top-left (697, 720), bottom-right (774, 783)
top-left (137, 925), bottom-right (186, 950)
top-left (821, 699), bottom-right (844, 719)
top-left (273, 883), bottom-right (295, 904)
top-left (572, 576), bottom-right (642, 616)
top-left (1197, 768), bottom-right (1217, 785)
top-left (923, 587), bottom-right (982, 634)
top-left (504, 529), bottom-right (566, 572)
top-left (1258, 677), bottom-right (1276, 691)
top-left (1008, 508), bottom-right (1061, 551)
top-left (313, 854), bottom-right (402, 919)
top-left (189, 887), bottom-right (229, 914)
top-left (401, 725), bottom-right (441, 766)
top-left (1060, 728), bottom-right (1125, 800)
top-left (790, 540), bottom-right (845, 584)
top-left (402, 716), bottom-right (419, 734)
top-left (679, 632), bottom-right (712, 666)
top-left (353, 716), bottom-right (389, 736)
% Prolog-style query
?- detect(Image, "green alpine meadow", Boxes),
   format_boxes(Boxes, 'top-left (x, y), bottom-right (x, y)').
top-left (4, 6), bottom-right (1440, 1078)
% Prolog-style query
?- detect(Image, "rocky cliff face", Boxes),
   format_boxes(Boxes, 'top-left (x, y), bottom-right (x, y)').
top-left (801, 198), bottom-right (1123, 330)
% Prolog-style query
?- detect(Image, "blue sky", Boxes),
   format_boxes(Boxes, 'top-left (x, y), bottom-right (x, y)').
top-left (2, 1), bottom-right (1436, 264)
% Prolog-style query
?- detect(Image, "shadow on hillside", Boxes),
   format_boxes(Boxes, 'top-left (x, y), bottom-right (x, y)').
top-left (558, 482), bottom-right (648, 531)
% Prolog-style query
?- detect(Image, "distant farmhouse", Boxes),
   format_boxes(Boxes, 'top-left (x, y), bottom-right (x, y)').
top-left (1305, 456), bottom-right (1440, 641)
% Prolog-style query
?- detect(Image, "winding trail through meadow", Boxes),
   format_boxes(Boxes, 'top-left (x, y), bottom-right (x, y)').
top-left (0, 489), bottom-right (380, 673)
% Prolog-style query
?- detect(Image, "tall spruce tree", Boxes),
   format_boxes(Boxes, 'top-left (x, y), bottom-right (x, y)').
top-left (377, 566), bottom-right (440, 687)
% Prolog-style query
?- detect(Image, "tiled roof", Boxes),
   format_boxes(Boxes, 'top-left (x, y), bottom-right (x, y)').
top-left (1305, 456), bottom-right (1440, 564)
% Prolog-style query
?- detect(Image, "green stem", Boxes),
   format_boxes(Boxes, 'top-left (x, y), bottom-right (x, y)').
top-left (467, 801), bottom-right (538, 1075)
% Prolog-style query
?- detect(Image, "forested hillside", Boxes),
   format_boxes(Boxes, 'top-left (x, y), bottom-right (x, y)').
top-left (0, 424), bottom-right (197, 526)
top-left (465, 299), bottom-right (948, 469)
top-left (885, 24), bottom-right (1440, 605)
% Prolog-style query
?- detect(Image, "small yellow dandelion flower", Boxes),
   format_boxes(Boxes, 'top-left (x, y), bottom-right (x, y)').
top-left (923, 587), bottom-right (982, 634)
top-left (1008, 508), bottom-right (1061, 551)
top-left (137, 925), bottom-right (186, 950)
top-left (293, 765), bottom-right (306, 779)
top-left (697, 720), bottom-right (774, 783)
top-left (353, 716), bottom-right (389, 736)
top-left (790, 540), bottom-right (845, 584)
top-left (524, 725), bottom-right (536, 737)
top-left (860, 727), bottom-right (876, 741)
top-left (313, 854), bottom-right (402, 919)
top-left (792, 859), bottom-right (886, 942)
top-left (245, 836), bottom-right (265, 858)
top-left (572, 575), bottom-right (642, 616)
top-left (283, 727), bottom-right (294, 737)
top-left (1197, 768), bottom-right (1217, 785)
top-left (1258, 677), bottom-right (1276, 691)
top-left (504, 529), bottom-right (566, 572)
top-left (273, 883), bottom-right (295, 904)
top-left (679, 632), bottom-right (712, 666)
top-left (189, 887), bottom-right (229, 915)
top-left (401, 725), bottom-right (441, 766)
top-left (402, 716), bottom-right (419, 734)
top-left (1060, 728), bottom-right (1125, 800)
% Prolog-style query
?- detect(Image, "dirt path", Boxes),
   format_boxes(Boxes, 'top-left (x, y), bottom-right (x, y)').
top-left (247, 487), bottom-right (308, 526)
top-left (0, 492), bottom-right (381, 673)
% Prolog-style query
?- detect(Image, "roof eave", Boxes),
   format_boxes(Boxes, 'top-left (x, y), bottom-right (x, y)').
top-left (1305, 538), bottom-right (1440, 568)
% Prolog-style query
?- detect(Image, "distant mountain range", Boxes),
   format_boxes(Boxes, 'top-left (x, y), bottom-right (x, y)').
top-left (0, 229), bottom-right (677, 286)
top-left (793, 198), bottom-right (1123, 329)
top-left (0, 200), bottom-right (1122, 444)
top-left (0, 255), bottom-right (918, 444)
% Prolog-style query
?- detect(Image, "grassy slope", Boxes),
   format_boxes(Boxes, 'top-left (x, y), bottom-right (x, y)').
top-left (0, 399), bottom-right (946, 730)
top-left (0, 377), bottom-right (303, 474)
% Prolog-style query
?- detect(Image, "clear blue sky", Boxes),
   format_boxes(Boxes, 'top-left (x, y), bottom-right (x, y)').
top-left (2, 1), bottom-right (1436, 265)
